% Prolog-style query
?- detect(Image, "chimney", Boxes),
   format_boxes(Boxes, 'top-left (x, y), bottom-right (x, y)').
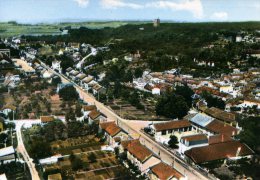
top-left (236, 147), bottom-right (241, 157)
top-left (221, 134), bottom-right (224, 142)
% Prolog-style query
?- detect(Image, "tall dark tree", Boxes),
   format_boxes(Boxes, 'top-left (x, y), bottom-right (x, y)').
top-left (168, 135), bottom-right (179, 149)
top-left (59, 86), bottom-right (79, 101)
top-left (175, 85), bottom-right (194, 107)
top-left (156, 93), bottom-right (189, 119)
top-left (201, 91), bottom-right (225, 109)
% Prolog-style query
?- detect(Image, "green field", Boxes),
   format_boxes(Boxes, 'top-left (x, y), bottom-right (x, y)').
top-left (0, 21), bottom-right (147, 37)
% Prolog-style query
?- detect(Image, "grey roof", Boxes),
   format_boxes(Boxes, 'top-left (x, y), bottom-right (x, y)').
top-left (190, 113), bottom-right (214, 127)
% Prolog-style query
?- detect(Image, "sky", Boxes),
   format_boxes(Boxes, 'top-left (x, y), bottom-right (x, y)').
top-left (0, 0), bottom-right (259, 23)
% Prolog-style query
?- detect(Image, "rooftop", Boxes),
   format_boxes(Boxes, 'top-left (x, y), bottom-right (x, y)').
top-left (204, 107), bottom-right (236, 123)
top-left (206, 120), bottom-right (238, 137)
top-left (40, 115), bottom-right (55, 123)
top-left (127, 140), bottom-right (153, 163)
top-left (100, 122), bottom-right (122, 137)
top-left (151, 162), bottom-right (183, 180)
top-left (153, 120), bottom-right (191, 132)
top-left (0, 146), bottom-right (15, 157)
top-left (181, 134), bottom-right (208, 142)
top-left (185, 141), bottom-right (254, 164)
top-left (189, 113), bottom-right (214, 127)
top-left (88, 110), bottom-right (102, 120)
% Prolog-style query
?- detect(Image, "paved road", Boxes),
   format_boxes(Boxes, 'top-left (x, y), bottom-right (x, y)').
top-left (39, 61), bottom-right (213, 180)
top-left (15, 120), bottom-right (41, 180)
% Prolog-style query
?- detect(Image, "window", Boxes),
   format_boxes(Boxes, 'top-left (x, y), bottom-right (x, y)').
top-left (162, 130), bottom-right (166, 135)
top-left (168, 130), bottom-right (173, 134)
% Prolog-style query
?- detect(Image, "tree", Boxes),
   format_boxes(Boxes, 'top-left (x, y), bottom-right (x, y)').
top-left (65, 109), bottom-right (76, 122)
top-left (201, 91), bottom-right (225, 109)
top-left (168, 135), bottom-right (179, 149)
top-left (60, 55), bottom-right (74, 74)
top-left (58, 86), bottom-right (79, 101)
top-left (75, 103), bottom-right (83, 117)
top-left (51, 76), bottom-right (61, 86)
top-left (29, 140), bottom-right (52, 159)
top-left (88, 153), bottom-right (97, 163)
top-left (72, 157), bottom-right (83, 171)
top-left (67, 121), bottom-right (88, 137)
top-left (238, 116), bottom-right (260, 153)
top-left (156, 93), bottom-right (189, 119)
top-left (175, 85), bottom-right (194, 107)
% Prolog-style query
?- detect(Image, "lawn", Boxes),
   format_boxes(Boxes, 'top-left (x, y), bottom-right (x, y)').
top-left (0, 21), bottom-right (148, 37)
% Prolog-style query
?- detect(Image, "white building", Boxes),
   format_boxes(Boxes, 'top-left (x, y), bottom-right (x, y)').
top-left (236, 35), bottom-right (242, 42)
top-left (149, 120), bottom-right (193, 144)
top-left (51, 60), bottom-right (62, 73)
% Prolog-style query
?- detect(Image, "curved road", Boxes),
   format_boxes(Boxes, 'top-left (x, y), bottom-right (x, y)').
top-left (15, 120), bottom-right (41, 180)
top-left (40, 61), bottom-right (214, 180)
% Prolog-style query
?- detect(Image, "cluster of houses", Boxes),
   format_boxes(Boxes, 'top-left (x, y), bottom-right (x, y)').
top-left (132, 68), bottom-right (260, 112)
top-left (38, 103), bottom-right (185, 179)
top-left (65, 67), bottom-right (106, 96)
top-left (99, 121), bottom-right (186, 180)
top-left (143, 107), bottom-right (254, 167)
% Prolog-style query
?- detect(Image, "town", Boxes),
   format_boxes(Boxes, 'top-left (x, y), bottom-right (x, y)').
top-left (0, 1), bottom-right (260, 180)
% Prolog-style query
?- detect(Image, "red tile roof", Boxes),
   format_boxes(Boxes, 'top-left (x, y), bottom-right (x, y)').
top-left (127, 140), bottom-right (153, 162)
top-left (151, 162), bottom-right (183, 180)
top-left (185, 141), bottom-right (254, 164)
top-left (100, 122), bottom-right (121, 137)
top-left (121, 139), bottom-right (139, 150)
top-left (181, 134), bottom-right (207, 142)
top-left (40, 116), bottom-right (55, 123)
top-left (82, 105), bottom-right (96, 111)
top-left (153, 120), bottom-right (191, 132)
top-left (206, 120), bottom-right (238, 137)
top-left (88, 110), bottom-right (101, 120)
top-left (204, 107), bottom-right (236, 123)
top-left (208, 134), bottom-right (233, 145)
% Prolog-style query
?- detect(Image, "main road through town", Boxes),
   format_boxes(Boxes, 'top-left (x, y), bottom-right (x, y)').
top-left (39, 60), bottom-right (214, 180)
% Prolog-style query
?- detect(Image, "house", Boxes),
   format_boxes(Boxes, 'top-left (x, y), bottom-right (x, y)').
top-left (184, 113), bottom-right (214, 135)
top-left (69, 70), bottom-right (80, 80)
top-left (185, 141), bottom-right (254, 165)
top-left (1, 105), bottom-right (16, 117)
top-left (68, 42), bottom-right (80, 51)
top-left (148, 162), bottom-right (184, 180)
top-left (205, 119), bottom-right (238, 137)
top-left (119, 139), bottom-right (139, 154)
top-left (81, 76), bottom-right (94, 90)
top-left (219, 84), bottom-right (234, 94)
top-left (82, 105), bottom-right (96, 119)
top-left (48, 173), bottom-right (62, 180)
top-left (75, 73), bottom-right (87, 83)
top-left (99, 121), bottom-right (128, 147)
top-left (204, 107), bottom-right (237, 126)
top-left (0, 146), bottom-right (15, 163)
top-left (92, 83), bottom-right (106, 96)
top-left (238, 98), bottom-right (260, 109)
top-left (0, 174), bottom-right (7, 180)
top-left (152, 87), bottom-right (160, 95)
top-left (179, 134), bottom-right (208, 155)
top-left (51, 60), bottom-right (61, 73)
top-left (185, 113), bottom-right (238, 137)
top-left (65, 67), bottom-right (73, 76)
top-left (40, 116), bottom-right (55, 123)
top-left (126, 140), bottom-right (161, 173)
top-left (88, 110), bottom-right (106, 124)
top-left (150, 120), bottom-right (193, 144)
top-left (41, 69), bottom-right (53, 79)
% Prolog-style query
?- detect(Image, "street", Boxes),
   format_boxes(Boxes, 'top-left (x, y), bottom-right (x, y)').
top-left (40, 61), bottom-right (213, 180)
top-left (15, 120), bottom-right (41, 180)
